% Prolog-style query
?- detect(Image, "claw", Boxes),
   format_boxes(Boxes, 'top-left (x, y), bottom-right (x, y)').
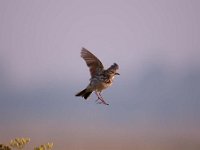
top-left (95, 98), bottom-right (109, 105)
top-left (95, 92), bottom-right (109, 105)
top-left (95, 98), bottom-right (101, 104)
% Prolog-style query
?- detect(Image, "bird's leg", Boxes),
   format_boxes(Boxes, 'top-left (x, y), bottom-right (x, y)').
top-left (95, 91), bottom-right (101, 99)
top-left (95, 91), bottom-right (109, 105)
top-left (98, 92), bottom-right (103, 99)
top-left (95, 91), bottom-right (102, 103)
top-left (99, 92), bottom-right (109, 105)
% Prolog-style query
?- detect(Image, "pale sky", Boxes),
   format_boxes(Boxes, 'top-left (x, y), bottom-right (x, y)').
top-left (0, 0), bottom-right (200, 149)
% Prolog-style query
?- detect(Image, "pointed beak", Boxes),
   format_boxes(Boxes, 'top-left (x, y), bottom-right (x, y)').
top-left (115, 72), bottom-right (120, 75)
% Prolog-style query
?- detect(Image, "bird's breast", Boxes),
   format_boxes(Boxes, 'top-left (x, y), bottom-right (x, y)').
top-left (90, 78), bottom-right (112, 92)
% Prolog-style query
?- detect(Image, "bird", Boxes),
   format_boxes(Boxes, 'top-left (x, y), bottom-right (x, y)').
top-left (75, 47), bottom-right (119, 105)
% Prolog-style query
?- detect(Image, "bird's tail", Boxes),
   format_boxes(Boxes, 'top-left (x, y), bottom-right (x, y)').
top-left (75, 88), bottom-right (92, 99)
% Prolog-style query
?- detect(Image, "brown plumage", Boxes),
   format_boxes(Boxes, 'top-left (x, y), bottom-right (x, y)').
top-left (75, 47), bottom-right (119, 105)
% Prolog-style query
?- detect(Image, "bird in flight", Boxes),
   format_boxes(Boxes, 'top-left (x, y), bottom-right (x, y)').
top-left (75, 47), bottom-right (120, 105)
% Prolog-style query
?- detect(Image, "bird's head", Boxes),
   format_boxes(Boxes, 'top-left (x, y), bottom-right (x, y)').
top-left (106, 63), bottom-right (120, 77)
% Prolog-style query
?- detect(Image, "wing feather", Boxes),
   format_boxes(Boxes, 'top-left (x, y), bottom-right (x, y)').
top-left (81, 47), bottom-right (104, 77)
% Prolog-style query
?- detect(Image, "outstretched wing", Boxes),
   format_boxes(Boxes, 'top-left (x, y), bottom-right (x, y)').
top-left (81, 47), bottom-right (104, 77)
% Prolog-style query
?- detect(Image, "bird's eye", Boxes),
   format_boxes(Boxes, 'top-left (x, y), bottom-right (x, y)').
top-left (111, 71), bottom-right (115, 74)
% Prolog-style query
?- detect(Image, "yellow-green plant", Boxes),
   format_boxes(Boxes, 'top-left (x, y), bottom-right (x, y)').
top-left (0, 144), bottom-right (12, 150)
top-left (34, 143), bottom-right (53, 150)
top-left (10, 138), bottom-right (30, 149)
top-left (1, 138), bottom-right (53, 150)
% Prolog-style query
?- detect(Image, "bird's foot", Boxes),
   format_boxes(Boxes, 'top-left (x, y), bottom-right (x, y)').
top-left (95, 98), bottom-right (109, 105)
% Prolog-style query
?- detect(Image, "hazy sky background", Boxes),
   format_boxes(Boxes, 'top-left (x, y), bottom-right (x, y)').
top-left (0, 0), bottom-right (200, 149)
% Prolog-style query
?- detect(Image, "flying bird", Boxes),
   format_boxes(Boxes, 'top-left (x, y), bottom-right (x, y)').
top-left (75, 47), bottom-right (119, 105)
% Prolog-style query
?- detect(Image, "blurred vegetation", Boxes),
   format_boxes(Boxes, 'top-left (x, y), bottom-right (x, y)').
top-left (34, 143), bottom-right (53, 150)
top-left (0, 138), bottom-right (53, 150)
top-left (10, 138), bottom-right (30, 149)
top-left (0, 144), bottom-right (11, 150)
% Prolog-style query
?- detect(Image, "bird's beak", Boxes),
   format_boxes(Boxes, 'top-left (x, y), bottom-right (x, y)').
top-left (115, 72), bottom-right (120, 75)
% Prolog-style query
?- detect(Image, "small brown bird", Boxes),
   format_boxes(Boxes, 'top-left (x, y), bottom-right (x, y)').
top-left (75, 47), bottom-right (119, 105)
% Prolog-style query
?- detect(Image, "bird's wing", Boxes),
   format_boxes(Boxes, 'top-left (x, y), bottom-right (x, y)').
top-left (81, 47), bottom-right (104, 77)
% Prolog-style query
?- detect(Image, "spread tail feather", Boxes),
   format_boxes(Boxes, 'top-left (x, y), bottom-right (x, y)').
top-left (75, 88), bottom-right (92, 99)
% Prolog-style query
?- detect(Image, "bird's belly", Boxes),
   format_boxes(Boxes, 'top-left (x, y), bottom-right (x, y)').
top-left (94, 82), bottom-right (112, 92)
